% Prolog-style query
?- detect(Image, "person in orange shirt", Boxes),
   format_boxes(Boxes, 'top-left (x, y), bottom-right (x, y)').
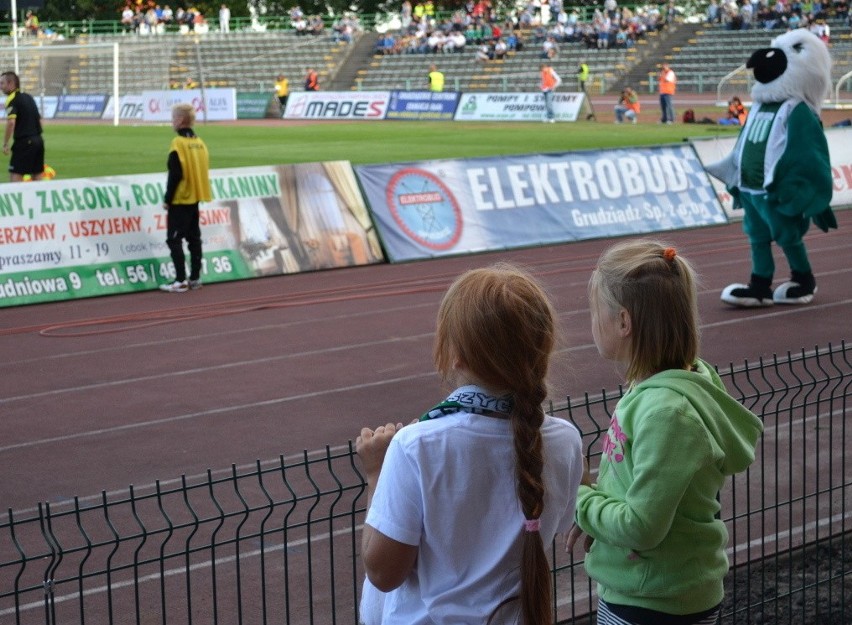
top-left (304, 67), bottom-right (319, 91)
top-left (540, 62), bottom-right (562, 123)
top-left (658, 62), bottom-right (676, 124)
top-left (614, 86), bottom-right (640, 123)
top-left (718, 96), bottom-right (748, 125)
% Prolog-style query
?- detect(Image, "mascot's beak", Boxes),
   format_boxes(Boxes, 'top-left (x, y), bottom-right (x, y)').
top-left (747, 47), bottom-right (788, 84)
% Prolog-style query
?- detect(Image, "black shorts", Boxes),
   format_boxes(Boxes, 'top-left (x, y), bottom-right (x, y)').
top-left (9, 135), bottom-right (45, 176)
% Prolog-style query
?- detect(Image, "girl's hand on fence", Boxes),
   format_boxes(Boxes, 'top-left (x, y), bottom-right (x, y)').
top-left (356, 422), bottom-right (403, 481)
top-left (565, 524), bottom-right (594, 553)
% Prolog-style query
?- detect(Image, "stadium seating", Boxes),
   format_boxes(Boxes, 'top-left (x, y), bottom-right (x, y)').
top-left (355, 42), bottom-right (633, 93)
top-left (0, 17), bottom-right (848, 101)
top-left (659, 19), bottom-right (852, 93)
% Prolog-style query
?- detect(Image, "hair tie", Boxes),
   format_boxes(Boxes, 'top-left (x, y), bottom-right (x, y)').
top-left (663, 247), bottom-right (677, 262)
top-left (523, 518), bottom-right (541, 533)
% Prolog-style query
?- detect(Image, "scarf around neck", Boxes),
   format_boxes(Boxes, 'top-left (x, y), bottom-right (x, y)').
top-left (419, 385), bottom-right (514, 421)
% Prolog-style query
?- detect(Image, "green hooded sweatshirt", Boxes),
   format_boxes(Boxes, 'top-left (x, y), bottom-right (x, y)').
top-left (575, 359), bottom-right (763, 615)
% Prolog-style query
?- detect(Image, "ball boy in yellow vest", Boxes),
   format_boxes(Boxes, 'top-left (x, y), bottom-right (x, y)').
top-left (160, 103), bottom-right (212, 293)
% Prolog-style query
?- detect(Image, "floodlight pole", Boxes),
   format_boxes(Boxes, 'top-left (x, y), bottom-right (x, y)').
top-left (193, 37), bottom-right (208, 124)
top-left (12, 0), bottom-right (19, 74)
top-left (113, 42), bottom-right (119, 126)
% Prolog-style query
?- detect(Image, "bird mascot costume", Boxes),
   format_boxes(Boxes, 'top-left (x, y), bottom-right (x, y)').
top-left (705, 29), bottom-right (836, 307)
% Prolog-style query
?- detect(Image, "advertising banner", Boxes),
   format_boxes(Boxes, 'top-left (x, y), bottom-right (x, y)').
top-left (453, 92), bottom-right (585, 122)
top-left (355, 146), bottom-right (727, 262)
top-left (141, 88), bottom-right (237, 122)
top-left (102, 95), bottom-right (146, 120)
top-left (385, 90), bottom-right (460, 121)
top-left (55, 94), bottom-right (109, 119)
top-left (237, 92), bottom-right (275, 119)
top-left (0, 96), bottom-right (57, 120)
top-left (0, 163), bottom-right (383, 307)
top-left (691, 127), bottom-right (852, 220)
top-left (283, 91), bottom-right (390, 120)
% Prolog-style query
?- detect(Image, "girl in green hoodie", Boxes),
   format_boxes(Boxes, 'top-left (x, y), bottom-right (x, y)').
top-left (567, 239), bottom-right (763, 625)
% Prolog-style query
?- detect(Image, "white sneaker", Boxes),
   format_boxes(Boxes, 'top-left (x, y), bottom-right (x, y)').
top-left (189, 279), bottom-right (202, 290)
top-left (159, 280), bottom-right (188, 293)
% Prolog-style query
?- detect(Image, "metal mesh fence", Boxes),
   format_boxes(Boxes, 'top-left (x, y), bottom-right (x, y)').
top-left (1, 341), bottom-right (849, 624)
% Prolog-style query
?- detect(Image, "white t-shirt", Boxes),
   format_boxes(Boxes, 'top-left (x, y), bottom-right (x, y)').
top-left (363, 411), bottom-right (583, 625)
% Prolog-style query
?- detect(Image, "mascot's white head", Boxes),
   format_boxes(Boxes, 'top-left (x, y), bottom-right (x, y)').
top-left (748, 28), bottom-right (832, 114)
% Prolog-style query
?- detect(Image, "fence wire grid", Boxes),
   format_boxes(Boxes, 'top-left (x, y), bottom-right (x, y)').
top-left (1, 341), bottom-right (849, 625)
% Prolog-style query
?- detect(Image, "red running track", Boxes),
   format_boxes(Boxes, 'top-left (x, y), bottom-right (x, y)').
top-left (1, 212), bottom-right (850, 512)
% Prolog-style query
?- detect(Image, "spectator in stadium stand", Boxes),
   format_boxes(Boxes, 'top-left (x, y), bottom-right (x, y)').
top-left (658, 62), bottom-right (676, 123)
top-left (475, 42), bottom-right (492, 62)
top-left (493, 37), bottom-right (508, 59)
top-left (275, 74), bottom-right (289, 116)
top-left (541, 35), bottom-right (559, 59)
top-left (1, 71), bottom-right (45, 182)
top-left (413, 1), bottom-right (425, 22)
top-left (293, 15), bottom-right (308, 35)
top-left (159, 103), bottom-right (211, 294)
top-left (219, 4), bottom-right (231, 33)
top-left (309, 15), bottom-right (325, 35)
top-left (540, 61), bottom-right (562, 123)
top-left (193, 9), bottom-right (208, 31)
top-left (427, 64), bottom-right (445, 92)
top-left (144, 7), bottom-right (159, 34)
top-left (304, 68), bottom-right (319, 91)
top-left (401, 0), bottom-right (413, 28)
top-left (161, 5), bottom-right (173, 26)
top-left (445, 30), bottom-right (466, 53)
top-left (121, 4), bottom-right (135, 31)
top-left (24, 10), bottom-right (40, 36)
top-left (707, 0), bottom-right (721, 23)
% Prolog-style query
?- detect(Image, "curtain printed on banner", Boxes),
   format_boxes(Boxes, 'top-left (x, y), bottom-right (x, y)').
top-left (0, 163), bottom-right (382, 307)
top-left (355, 146), bottom-right (728, 262)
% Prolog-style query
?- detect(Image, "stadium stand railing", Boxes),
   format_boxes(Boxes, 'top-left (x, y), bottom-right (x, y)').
top-left (1, 341), bottom-right (849, 624)
top-left (647, 18), bottom-right (852, 94)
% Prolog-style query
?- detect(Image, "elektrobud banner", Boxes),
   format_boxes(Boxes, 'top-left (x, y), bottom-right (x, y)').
top-left (0, 163), bottom-right (382, 307)
top-left (691, 127), bottom-right (852, 220)
top-left (355, 146), bottom-right (727, 262)
top-left (453, 92), bottom-right (586, 122)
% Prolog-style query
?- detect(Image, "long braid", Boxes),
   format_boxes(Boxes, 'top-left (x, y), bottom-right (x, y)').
top-left (511, 381), bottom-right (551, 625)
top-left (436, 264), bottom-right (557, 625)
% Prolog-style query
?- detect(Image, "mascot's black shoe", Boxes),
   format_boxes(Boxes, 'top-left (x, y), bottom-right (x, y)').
top-left (721, 274), bottom-right (774, 308)
top-left (773, 271), bottom-right (817, 305)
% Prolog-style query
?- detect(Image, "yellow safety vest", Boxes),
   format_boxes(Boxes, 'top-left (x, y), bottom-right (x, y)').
top-left (170, 134), bottom-right (212, 204)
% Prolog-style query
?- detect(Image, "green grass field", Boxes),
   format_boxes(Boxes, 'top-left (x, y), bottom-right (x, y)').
top-left (45, 120), bottom-right (739, 180)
